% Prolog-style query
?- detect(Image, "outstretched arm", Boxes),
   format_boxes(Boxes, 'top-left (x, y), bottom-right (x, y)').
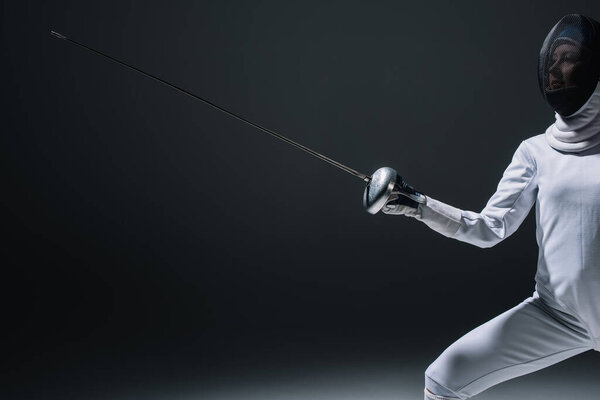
top-left (384, 142), bottom-right (538, 248)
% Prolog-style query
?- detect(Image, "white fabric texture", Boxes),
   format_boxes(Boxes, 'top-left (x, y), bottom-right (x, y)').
top-left (411, 140), bottom-right (537, 248)
top-left (420, 132), bottom-right (600, 398)
top-left (416, 197), bottom-right (462, 237)
top-left (451, 140), bottom-right (537, 249)
top-left (418, 135), bottom-right (600, 343)
top-left (425, 293), bottom-right (593, 399)
top-left (383, 194), bottom-right (462, 237)
top-left (424, 388), bottom-right (459, 400)
top-left (545, 81), bottom-right (600, 153)
top-left (443, 134), bottom-right (600, 344)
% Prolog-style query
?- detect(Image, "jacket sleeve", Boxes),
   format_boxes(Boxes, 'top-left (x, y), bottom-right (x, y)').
top-left (414, 141), bottom-right (538, 248)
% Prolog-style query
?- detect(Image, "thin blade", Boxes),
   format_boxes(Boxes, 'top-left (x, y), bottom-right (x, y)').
top-left (49, 30), bottom-right (371, 183)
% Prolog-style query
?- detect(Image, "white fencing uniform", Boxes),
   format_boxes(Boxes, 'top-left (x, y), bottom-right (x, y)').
top-left (414, 85), bottom-right (600, 400)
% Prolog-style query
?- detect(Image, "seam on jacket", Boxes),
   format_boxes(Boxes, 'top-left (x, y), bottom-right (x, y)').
top-left (497, 142), bottom-right (538, 222)
top-left (448, 222), bottom-right (461, 239)
top-left (578, 170), bottom-right (584, 323)
top-left (521, 140), bottom-right (537, 171)
top-left (461, 142), bottom-right (538, 240)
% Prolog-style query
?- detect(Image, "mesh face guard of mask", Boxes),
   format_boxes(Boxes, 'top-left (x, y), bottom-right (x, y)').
top-left (538, 14), bottom-right (600, 117)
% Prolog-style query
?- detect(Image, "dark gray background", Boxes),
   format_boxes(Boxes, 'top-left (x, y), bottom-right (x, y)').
top-left (1, 1), bottom-right (599, 399)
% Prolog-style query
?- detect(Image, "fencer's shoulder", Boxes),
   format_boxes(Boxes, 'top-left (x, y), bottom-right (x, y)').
top-left (519, 134), bottom-right (547, 159)
top-left (509, 134), bottom-right (546, 168)
top-left (522, 133), bottom-right (546, 149)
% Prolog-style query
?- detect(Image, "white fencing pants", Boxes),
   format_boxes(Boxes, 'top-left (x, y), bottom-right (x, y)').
top-left (424, 292), bottom-right (596, 399)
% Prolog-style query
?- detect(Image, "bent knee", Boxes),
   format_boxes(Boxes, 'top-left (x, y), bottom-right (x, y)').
top-left (425, 360), bottom-right (468, 399)
top-left (424, 374), bottom-right (461, 399)
top-left (424, 388), bottom-right (461, 400)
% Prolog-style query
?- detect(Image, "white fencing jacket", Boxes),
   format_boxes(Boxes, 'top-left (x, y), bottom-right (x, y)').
top-left (415, 84), bottom-right (600, 346)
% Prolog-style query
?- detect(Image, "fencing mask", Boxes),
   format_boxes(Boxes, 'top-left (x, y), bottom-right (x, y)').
top-left (539, 14), bottom-right (600, 117)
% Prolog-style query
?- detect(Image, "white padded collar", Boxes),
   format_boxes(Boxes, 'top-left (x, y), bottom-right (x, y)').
top-left (545, 81), bottom-right (600, 153)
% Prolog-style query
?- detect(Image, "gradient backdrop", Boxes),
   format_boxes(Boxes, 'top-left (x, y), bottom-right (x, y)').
top-left (2, 1), bottom-right (599, 399)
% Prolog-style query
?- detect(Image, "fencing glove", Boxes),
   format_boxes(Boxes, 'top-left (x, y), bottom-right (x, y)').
top-left (382, 175), bottom-right (462, 238)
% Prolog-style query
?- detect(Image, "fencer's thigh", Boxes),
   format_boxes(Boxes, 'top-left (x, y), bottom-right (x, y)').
top-left (425, 294), bottom-right (593, 399)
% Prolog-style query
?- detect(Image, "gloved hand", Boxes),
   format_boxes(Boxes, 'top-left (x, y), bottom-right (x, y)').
top-left (373, 171), bottom-right (462, 237)
top-left (381, 175), bottom-right (425, 216)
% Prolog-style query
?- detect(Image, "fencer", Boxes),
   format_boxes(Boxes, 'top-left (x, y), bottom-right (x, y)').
top-left (380, 14), bottom-right (600, 400)
top-left (49, 14), bottom-right (600, 399)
